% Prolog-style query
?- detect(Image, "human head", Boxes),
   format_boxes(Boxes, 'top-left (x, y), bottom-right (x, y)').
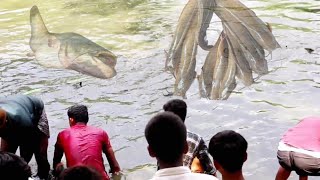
top-left (0, 109), bottom-right (7, 130)
top-left (209, 130), bottom-right (248, 174)
top-left (145, 112), bottom-right (188, 164)
top-left (59, 165), bottom-right (103, 180)
top-left (163, 99), bottom-right (187, 122)
top-left (0, 152), bottom-right (32, 180)
top-left (67, 105), bottom-right (89, 125)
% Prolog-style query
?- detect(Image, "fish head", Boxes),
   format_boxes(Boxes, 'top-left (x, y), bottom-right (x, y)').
top-left (94, 51), bottom-right (117, 78)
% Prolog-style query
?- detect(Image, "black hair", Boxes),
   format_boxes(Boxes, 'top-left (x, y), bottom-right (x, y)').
top-left (163, 99), bottom-right (187, 122)
top-left (209, 130), bottom-right (248, 173)
top-left (67, 105), bottom-right (89, 123)
top-left (145, 112), bottom-right (187, 163)
top-left (0, 152), bottom-right (32, 180)
top-left (59, 165), bottom-right (103, 180)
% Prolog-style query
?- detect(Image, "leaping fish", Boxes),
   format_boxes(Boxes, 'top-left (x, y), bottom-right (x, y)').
top-left (29, 5), bottom-right (117, 79)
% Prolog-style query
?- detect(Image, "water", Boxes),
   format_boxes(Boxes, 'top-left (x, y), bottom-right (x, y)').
top-left (0, 0), bottom-right (319, 179)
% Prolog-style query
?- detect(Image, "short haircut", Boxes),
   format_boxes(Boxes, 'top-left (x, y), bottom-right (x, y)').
top-left (67, 105), bottom-right (89, 123)
top-left (163, 99), bottom-right (187, 122)
top-left (145, 112), bottom-right (187, 163)
top-left (59, 165), bottom-right (103, 180)
top-left (209, 130), bottom-right (248, 173)
top-left (0, 152), bottom-right (32, 180)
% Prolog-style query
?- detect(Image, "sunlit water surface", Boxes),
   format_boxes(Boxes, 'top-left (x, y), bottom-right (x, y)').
top-left (0, 0), bottom-right (319, 179)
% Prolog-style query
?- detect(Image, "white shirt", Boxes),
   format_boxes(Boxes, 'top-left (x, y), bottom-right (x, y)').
top-left (278, 141), bottom-right (320, 158)
top-left (150, 166), bottom-right (218, 180)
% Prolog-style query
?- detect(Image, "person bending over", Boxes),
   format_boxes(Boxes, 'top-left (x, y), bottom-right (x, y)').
top-left (163, 99), bottom-right (216, 175)
top-left (145, 111), bottom-right (218, 180)
top-left (53, 105), bottom-right (120, 180)
top-left (276, 117), bottom-right (320, 180)
top-left (0, 95), bottom-right (50, 179)
top-left (209, 130), bottom-right (248, 180)
top-left (0, 151), bottom-right (32, 180)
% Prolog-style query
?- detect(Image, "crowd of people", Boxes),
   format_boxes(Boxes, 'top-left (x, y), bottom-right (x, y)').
top-left (0, 95), bottom-right (319, 180)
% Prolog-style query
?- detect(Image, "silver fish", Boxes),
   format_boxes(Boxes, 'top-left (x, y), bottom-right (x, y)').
top-left (30, 5), bottom-right (117, 79)
top-left (200, 33), bottom-right (223, 97)
top-left (211, 32), bottom-right (229, 100)
top-left (215, 0), bottom-right (280, 52)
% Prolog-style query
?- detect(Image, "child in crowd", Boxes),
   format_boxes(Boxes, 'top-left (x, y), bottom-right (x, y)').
top-left (0, 151), bottom-right (32, 180)
top-left (163, 99), bottom-right (216, 175)
top-left (209, 130), bottom-right (248, 180)
top-left (145, 111), bottom-right (218, 180)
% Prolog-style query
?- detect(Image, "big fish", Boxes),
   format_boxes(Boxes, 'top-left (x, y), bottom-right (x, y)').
top-left (166, 0), bottom-right (207, 98)
top-left (29, 6), bottom-right (117, 79)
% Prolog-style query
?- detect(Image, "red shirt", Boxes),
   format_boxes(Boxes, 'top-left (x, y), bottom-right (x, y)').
top-left (282, 117), bottom-right (320, 152)
top-left (53, 123), bottom-right (112, 180)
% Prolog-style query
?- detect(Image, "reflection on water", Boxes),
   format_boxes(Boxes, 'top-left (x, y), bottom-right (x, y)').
top-left (0, 0), bottom-right (320, 179)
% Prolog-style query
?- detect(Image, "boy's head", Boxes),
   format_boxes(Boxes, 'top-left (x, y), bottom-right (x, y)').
top-left (209, 130), bottom-right (247, 174)
top-left (67, 105), bottom-right (89, 125)
top-left (59, 165), bottom-right (103, 180)
top-left (145, 112), bottom-right (188, 164)
top-left (0, 152), bottom-right (32, 180)
top-left (163, 99), bottom-right (187, 122)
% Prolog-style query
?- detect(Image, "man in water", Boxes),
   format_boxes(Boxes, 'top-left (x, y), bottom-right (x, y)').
top-left (163, 99), bottom-right (216, 175)
top-left (0, 95), bottom-right (50, 179)
top-left (53, 104), bottom-right (121, 180)
top-left (276, 117), bottom-right (320, 180)
top-left (145, 112), bottom-right (218, 180)
top-left (209, 130), bottom-right (248, 180)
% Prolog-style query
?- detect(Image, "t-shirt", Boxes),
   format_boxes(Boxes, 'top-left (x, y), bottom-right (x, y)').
top-left (282, 117), bottom-right (320, 152)
top-left (54, 123), bottom-right (112, 180)
top-left (150, 166), bottom-right (218, 180)
top-left (0, 95), bottom-right (44, 140)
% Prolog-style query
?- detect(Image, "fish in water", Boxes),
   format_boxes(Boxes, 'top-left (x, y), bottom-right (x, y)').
top-left (29, 5), bottom-right (117, 79)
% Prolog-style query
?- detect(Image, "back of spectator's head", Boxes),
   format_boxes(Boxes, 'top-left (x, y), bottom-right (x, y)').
top-left (145, 112), bottom-right (187, 164)
top-left (163, 99), bottom-right (187, 122)
top-left (209, 130), bottom-right (248, 173)
top-left (59, 165), bottom-right (103, 180)
top-left (67, 105), bottom-right (89, 124)
top-left (0, 152), bottom-right (31, 180)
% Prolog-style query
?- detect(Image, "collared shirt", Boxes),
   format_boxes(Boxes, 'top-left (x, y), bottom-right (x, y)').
top-left (53, 123), bottom-right (112, 180)
top-left (150, 166), bottom-right (218, 180)
top-left (183, 130), bottom-right (216, 174)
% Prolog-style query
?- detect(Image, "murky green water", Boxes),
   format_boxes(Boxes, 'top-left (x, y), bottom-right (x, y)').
top-left (0, 0), bottom-right (320, 179)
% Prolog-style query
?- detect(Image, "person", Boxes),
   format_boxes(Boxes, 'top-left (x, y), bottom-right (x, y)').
top-left (0, 95), bottom-right (50, 179)
top-left (59, 165), bottom-right (103, 180)
top-left (163, 99), bottom-right (216, 175)
top-left (209, 130), bottom-right (248, 180)
top-left (145, 111), bottom-right (218, 180)
top-left (275, 117), bottom-right (320, 180)
top-left (0, 151), bottom-right (33, 180)
top-left (53, 104), bottom-right (121, 180)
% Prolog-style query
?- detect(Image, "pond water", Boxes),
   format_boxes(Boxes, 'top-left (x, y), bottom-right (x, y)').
top-left (0, 0), bottom-right (319, 179)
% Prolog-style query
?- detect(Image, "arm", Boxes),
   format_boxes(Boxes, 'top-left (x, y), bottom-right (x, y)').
top-left (53, 133), bottom-right (64, 172)
top-left (102, 131), bottom-right (121, 174)
top-left (196, 138), bottom-right (217, 176)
